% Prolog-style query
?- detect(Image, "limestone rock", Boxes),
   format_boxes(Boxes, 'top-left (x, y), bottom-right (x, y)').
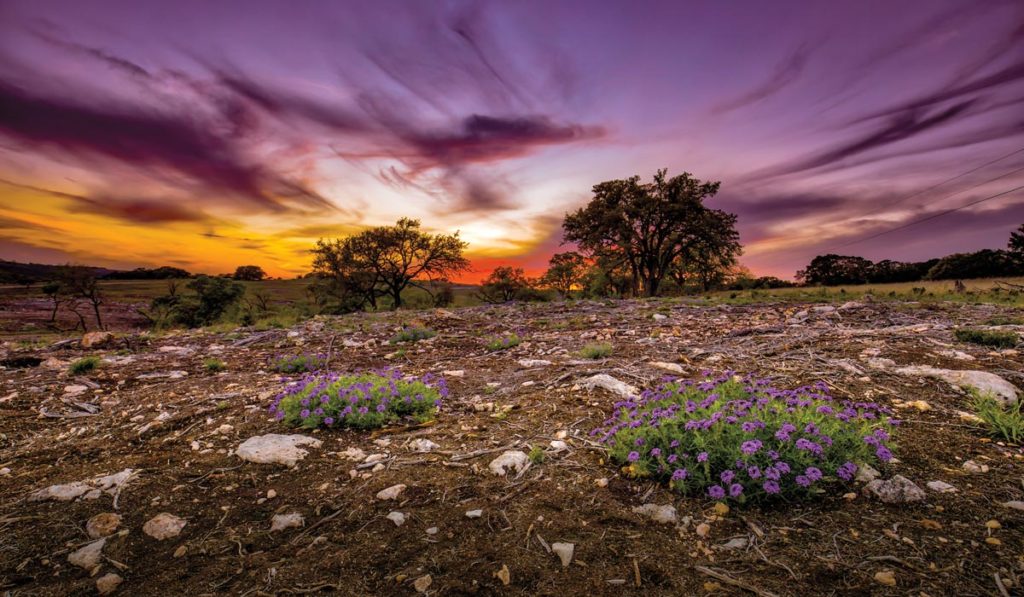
top-left (376, 484), bottom-right (407, 500)
top-left (68, 538), bottom-right (105, 569)
top-left (926, 480), bottom-right (957, 493)
top-left (270, 512), bottom-right (304, 532)
top-left (81, 331), bottom-right (115, 349)
top-left (518, 359), bottom-right (552, 368)
top-left (96, 573), bottom-right (123, 595)
top-left (488, 450), bottom-right (529, 476)
top-left (386, 511), bottom-right (406, 527)
top-left (143, 513), bottom-right (187, 540)
top-left (409, 439), bottom-right (439, 453)
top-left (862, 476), bottom-right (925, 504)
top-left (894, 365), bottom-right (1018, 405)
top-left (236, 434), bottom-right (322, 467)
top-left (650, 361), bottom-right (684, 374)
top-left (552, 542), bottom-right (575, 568)
top-left (576, 374), bottom-right (637, 398)
top-left (632, 503), bottom-right (678, 525)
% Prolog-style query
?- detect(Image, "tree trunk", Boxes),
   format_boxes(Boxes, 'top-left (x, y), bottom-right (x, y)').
top-left (392, 288), bottom-right (402, 310)
top-left (91, 300), bottom-right (104, 330)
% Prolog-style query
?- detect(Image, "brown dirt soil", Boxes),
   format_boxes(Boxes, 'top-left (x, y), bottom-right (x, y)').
top-left (1, 299), bottom-right (1023, 596)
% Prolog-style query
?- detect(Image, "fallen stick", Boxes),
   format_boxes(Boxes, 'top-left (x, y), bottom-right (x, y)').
top-left (694, 566), bottom-right (779, 597)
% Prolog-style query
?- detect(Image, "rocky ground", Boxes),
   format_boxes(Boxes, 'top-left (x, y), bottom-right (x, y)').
top-left (1, 298), bottom-right (1023, 596)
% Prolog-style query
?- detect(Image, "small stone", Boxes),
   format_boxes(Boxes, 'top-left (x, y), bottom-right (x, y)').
top-left (712, 503), bottom-right (729, 516)
top-left (552, 542), bottom-right (574, 568)
top-left (426, 526), bottom-right (439, 535)
top-left (266, 489), bottom-right (277, 499)
top-left (986, 537), bottom-right (1002, 546)
top-left (843, 492), bottom-right (857, 501)
top-left (518, 359), bottom-right (552, 368)
top-left (376, 484), bottom-right (407, 501)
top-left (173, 545), bottom-right (187, 558)
top-left (595, 478), bottom-right (609, 488)
top-left (442, 369), bottom-right (464, 377)
top-left (652, 313), bottom-right (668, 321)
top-left (649, 361), bottom-right (684, 374)
top-left (549, 440), bottom-right (568, 452)
top-left (64, 385), bottom-right (89, 396)
top-left (236, 434), bottom-right (322, 467)
top-left (855, 463), bottom-right (880, 483)
top-left (95, 573), bottom-right (123, 595)
top-left (68, 538), bottom-right (105, 569)
top-left (409, 439), bottom-right (439, 453)
top-left (986, 519), bottom-right (1001, 530)
top-left (386, 511), bottom-right (407, 527)
top-left (926, 480), bottom-right (957, 493)
top-left (82, 331), bottom-right (115, 348)
top-left (696, 523), bottom-right (711, 538)
top-left (270, 512), bottom-right (304, 532)
top-left (962, 460), bottom-right (989, 474)
top-left (340, 447), bottom-right (367, 461)
top-left (413, 574), bottom-right (432, 593)
top-left (465, 509), bottom-right (483, 519)
top-left (488, 450), bottom-right (530, 476)
top-left (719, 537), bottom-right (748, 550)
top-left (874, 570), bottom-right (896, 587)
top-left (920, 519), bottom-right (942, 530)
top-left (86, 513), bottom-right (122, 538)
top-left (862, 476), bottom-right (925, 504)
top-left (494, 564), bottom-right (511, 586)
top-left (1002, 500), bottom-right (1024, 511)
top-left (143, 512), bottom-right (187, 540)
top-left (632, 504), bottom-right (677, 525)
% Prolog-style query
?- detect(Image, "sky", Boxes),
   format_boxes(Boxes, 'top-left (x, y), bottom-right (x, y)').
top-left (0, 0), bottom-right (1022, 281)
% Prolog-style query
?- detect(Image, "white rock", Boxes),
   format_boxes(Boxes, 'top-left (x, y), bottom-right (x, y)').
top-left (926, 480), bottom-right (957, 493)
top-left (64, 385), bottom-right (89, 395)
top-left (68, 538), bottom-right (105, 569)
top-left (1002, 501), bottom-right (1024, 511)
top-left (96, 573), bottom-right (123, 595)
top-left (855, 463), bottom-right (880, 483)
top-left (936, 349), bottom-right (975, 361)
top-left (236, 434), bottom-right (322, 467)
top-left (719, 537), bottom-right (749, 550)
top-left (652, 313), bottom-right (668, 321)
top-left (29, 469), bottom-right (136, 503)
top-left (576, 374), bottom-right (637, 398)
top-left (216, 424), bottom-right (234, 435)
top-left (962, 460), bottom-right (989, 474)
top-left (376, 484), bottom-right (407, 500)
top-left (409, 439), bottom-right (439, 453)
top-left (812, 305), bottom-right (836, 314)
top-left (632, 503), bottom-right (678, 525)
top-left (340, 447), bottom-right (367, 461)
top-left (465, 509), bottom-right (483, 518)
top-left (894, 365), bottom-right (1018, 405)
top-left (518, 359), bottom-right (552, 368)
top-left (649, 361), bottom-right (684, 374)
top-left (413, 574), bottom-right (432, 593)
top-left (364, 453), bottom-right (388, 464)
top-left (143, 512), bottom-right (187, 540)
top-left (426, 526), bottom-right (439, 535)
top-left (442, 370), bottom-right (465, 377)
top-left (552, 542), bottom-right (575, 568)
top-left (386, 511), bottom-right (407, 527)
top-left (270, 512), bottom-right (304, 531)
top-left (549, 440), bottom-right (568, 452)
top-left (488, 450), bottom-right (530, 476)
top-left (865, 358), bottom-right (896, 370)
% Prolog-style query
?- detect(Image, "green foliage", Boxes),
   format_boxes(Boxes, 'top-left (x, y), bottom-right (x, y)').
top-left (541, 252), bottom-right (588, 297)
top-left (389, 326), bottom-right (437, 344)
top-left (233, 265), bottom-right (267, 281)
top-left (954, 328), bottom-right (1019, 348)
top-left (579, 342), bottom-right (613, 359)
top-left (478, 266), bottom-right (532, 303)
top-left (273, 369), bottom-right (444, 430)
top-left (796, 254), bottom-right (874, 286)
top-left (203, 358), bottom-right (226, 372)
top-left (528, 445), bottom-right (545, 464)
top-left (69, 356), bottom-right (101, 375)
top-left (274, 354), bottom-right (326, 374)
top-left (973, 393), bottom-right (1024, 444)
top-left (147, 276), bottom-right (245, 328)
top-left (594, 375), bottom-right (894, 501)
top-left (485, 334), bottom-right (521, 351)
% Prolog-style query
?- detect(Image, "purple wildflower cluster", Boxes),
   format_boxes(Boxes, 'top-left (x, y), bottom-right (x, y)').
top-left (590, 371), bottom-right (896, 501)
top-left (273, 353), bottom-right (327, 374)
top-left (269, 367), bottom-right (447, 430)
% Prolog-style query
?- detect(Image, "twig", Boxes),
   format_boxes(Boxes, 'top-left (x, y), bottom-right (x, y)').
top-left (694, 566), bottom-right (779, 597)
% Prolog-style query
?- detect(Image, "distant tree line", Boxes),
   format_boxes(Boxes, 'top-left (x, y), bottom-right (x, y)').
top-left (796, 225), bottom-right (1024, 286)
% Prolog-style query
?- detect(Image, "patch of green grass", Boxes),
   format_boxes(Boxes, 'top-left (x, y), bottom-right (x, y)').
top-left (973, 392), bottom-right (1024, 444)
top-left (204, 358), bottom-right (226, 373)
top-left (273, 353), bottom-right (326, 374)
top-left (389, 326), bottom-right (437, 344)
top-left (69, 356), bottom-right (101, 375)
top-left (954, 328), bottom-right (1019, 349)
top-left (579, 342), bottom-right (613, 359)
top-left (984, 316), bottom-right (1024, 326)
top-left (528, 445), bottom-right (545, 464)
top-left (485, 334), bottom-right (521, 351)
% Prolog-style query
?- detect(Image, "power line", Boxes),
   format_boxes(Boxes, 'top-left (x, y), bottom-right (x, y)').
top-left (834, 161), bottom-right (1024, 249)
top-left (837, 182), bottom-right (1024, 248)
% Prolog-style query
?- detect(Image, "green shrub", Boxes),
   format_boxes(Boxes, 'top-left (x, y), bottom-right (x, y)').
top-left (528, 445), bottom-right (545, 464)
top-left (580, 342), bottom-right (613, 359)
top-left (973, 392), bottom-right (1024, 444)
top-left (592, 373), bottom-right (895, 502)
top-left (485, 334), bottom-right (521, 351)
top-left (389, 326), bottom-right (437, 344)
top-left (273, 353), bottom-right (326, 374)
top-left (204, 358), bottom-right (226, 373)
top-left (271, 368), bottom-right (447, 430)
top-left (69, 356), bottom-right (101, 375)
top-left (954, 328), bottom-right (1019, 348)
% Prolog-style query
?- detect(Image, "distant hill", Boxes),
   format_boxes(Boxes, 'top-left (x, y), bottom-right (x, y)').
top-left (0, 260), bottom-right (117, 284)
